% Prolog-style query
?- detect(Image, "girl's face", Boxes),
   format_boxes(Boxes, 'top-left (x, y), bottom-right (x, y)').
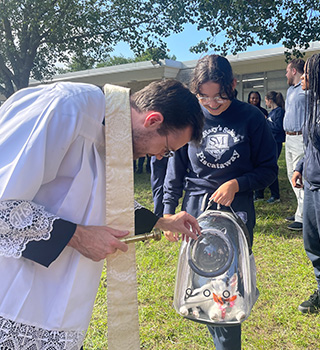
top-left (198, 81), bottom-right (232, 116)
top-left (265, 98), bottom-right (271, 109)
top-left (301, 61), bottom-right (309, 91)
top-left (249, 93), bottom-right (260, 106)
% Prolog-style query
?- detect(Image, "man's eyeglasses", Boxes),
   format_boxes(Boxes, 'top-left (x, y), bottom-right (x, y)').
top-left (163, 135), bottom-right (174, 158)
top-left (197, 95), bottom-right (228, 105)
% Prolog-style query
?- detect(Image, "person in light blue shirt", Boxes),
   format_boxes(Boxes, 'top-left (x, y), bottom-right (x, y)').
top-left (283, 59), bottom-right (306, 231)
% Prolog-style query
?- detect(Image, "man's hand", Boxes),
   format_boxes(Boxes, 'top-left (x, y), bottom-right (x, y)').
top-left (156, 211), bottom-right (201, 242)
top-left (68, 225), bottom-right (129, 261)
top-left (162, 214), bottom-right (179, 242)
top-left (292, 171), bottom-right (303, 188)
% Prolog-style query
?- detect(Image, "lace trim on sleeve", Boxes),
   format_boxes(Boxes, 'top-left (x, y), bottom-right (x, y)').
top-left (0, 315), bottom-right (85, 350)
top-left (0, 200), bottom-right (59, 259)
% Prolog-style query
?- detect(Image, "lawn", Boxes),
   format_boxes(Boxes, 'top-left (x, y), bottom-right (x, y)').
top-left (84, 148), bottom-right (320, 350)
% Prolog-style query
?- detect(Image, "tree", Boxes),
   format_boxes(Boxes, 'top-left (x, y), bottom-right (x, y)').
top-left (0, 0), bottom-right (191, 98)
top-left (1, 0), bottom-right (320, 98)
top-left (95, 48), bottom-right (176, 69)
top-left (63, 52), bottom-right (96, 73)
top-left (96, 55), bottom-right (135, 68)
top-left (58, 47), bottom-right (176, 72)
top-left (189, 0), bottom-right (320, 59)
top-left (134, 47), bottom-right (176, 62)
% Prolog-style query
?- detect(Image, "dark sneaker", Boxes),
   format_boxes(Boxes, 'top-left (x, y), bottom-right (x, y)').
top-left (287, 221), bottom-right (303, 231)
top-left (285, 215), bottom-right (295, 222)
top-left (266, 197), bottom-right (280, 204)
top-left (298, 290), bottom-right (320, 313)
top-left (254, 195), bottom-right (264, 202)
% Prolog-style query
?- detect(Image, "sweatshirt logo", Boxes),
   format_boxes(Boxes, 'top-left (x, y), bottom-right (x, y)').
top-left (206, 133), bottom-right (229, 160)
top-left (196, 125), bottom-right (242, 168)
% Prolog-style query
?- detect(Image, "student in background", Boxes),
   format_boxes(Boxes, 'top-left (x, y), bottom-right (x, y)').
top-left (255, 91), bottom-right (285, 203)
top-left (292, 53), bottom-right (320, 314)
top-left (150, 156), bottom-right (168, 216)
top-left (248, 90), bottom-right (268, 117)
top-left (283, 59), bottom-right (305, 231)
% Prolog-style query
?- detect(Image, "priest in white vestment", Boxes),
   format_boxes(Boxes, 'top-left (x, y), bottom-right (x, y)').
top-left (0, 80), bottom-right (204, 349)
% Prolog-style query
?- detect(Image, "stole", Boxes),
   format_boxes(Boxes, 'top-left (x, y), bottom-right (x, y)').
top-left (104, 84), bottom-right (140, 349)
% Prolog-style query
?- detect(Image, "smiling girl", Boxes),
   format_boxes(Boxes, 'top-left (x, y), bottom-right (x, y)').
top-left (163, 55), bottom-right (278, 350)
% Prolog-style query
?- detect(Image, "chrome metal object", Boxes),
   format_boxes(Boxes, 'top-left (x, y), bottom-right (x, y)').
top-left (120, 228), bottom-right (162, 244)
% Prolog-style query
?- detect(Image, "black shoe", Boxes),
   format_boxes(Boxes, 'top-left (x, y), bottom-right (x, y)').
top-left (254, 195), bottom-right (264, 202)
top-left (298, 290), bottom-right (320, 313)
top-left (266, 196), bottom-right (280, 204)
top-left (287, 221), bottom-right (303, 231)
top-left (285, 215), bottom-right (295, 222)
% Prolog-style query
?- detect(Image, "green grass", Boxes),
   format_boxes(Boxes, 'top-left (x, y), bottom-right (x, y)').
top-left (84, 148), bottom-right (320, 349)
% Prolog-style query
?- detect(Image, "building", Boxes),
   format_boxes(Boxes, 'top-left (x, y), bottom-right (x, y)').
top-left (2, 42), bottom-right (320, 107)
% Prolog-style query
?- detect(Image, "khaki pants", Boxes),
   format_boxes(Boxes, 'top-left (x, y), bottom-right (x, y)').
top-left (285, 134), bottom-right (304, 223)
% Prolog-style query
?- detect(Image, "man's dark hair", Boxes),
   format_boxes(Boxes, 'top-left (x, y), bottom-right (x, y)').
top-left (289, 58), bottom-right (305, 74)
top-left (131, 79), bottom-right (204, 143)
top-left (190, 55), bottom-right (235, 101)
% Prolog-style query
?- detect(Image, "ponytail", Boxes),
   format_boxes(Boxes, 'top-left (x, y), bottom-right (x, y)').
top-left (265, 91), bottom-right (285, 109)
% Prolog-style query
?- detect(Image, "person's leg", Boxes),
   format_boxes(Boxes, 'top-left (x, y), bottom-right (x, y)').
top-left (254, 189), bottom-right (264, 200)
top-left (146, 155), bottom-right (151, 173)
top-left (267, 142), bottom-right (282, 199)
top-left (268, 178), bottom-right (280, 199)
top-left (150, 157), bottom-right (168, 216)
top-left (137, 156), bottom-right (145, 173)
top-left (207, 324), bottom-right (241, 350)
top-left (298, 182), bottom-right (320, 313)
top-left (303, 183), bottom-right (320, 289)
top-left (285, 135), bottom-right (304, 223)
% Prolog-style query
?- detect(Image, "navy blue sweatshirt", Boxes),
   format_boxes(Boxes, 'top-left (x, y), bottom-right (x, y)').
top-left (266, 106), bottom-right (285, 143)
top-left (163, 99), bottom-right (278, 214)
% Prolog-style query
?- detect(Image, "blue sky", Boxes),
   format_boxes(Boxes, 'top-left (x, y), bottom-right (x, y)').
top-left (113, 23), bottom-right (283, 61)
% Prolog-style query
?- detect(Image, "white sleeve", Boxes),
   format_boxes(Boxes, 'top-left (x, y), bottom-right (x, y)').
top-left (0, 84), bottom-right (85, 200)
top-left (0, 83), bottom-right (104, 260)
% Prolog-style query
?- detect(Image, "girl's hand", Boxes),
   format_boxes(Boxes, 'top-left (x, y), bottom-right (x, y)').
top-left (209, 179), bottom-right (239, 206)
top-left (156, 212), bottom-right (201, 242)
top-left (163, 230), bottom-right (180, 242)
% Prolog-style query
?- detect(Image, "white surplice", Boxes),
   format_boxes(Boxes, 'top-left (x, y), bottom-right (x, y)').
top-left (0, 82), bottom-right (108, 349)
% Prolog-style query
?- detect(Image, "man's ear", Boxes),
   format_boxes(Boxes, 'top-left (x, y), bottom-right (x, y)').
top-left (143, 112), bottom-right (164, 129)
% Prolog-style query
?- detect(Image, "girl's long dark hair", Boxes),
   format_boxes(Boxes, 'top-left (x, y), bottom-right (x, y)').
top-left (306, 53), bottom-right (320, 148)
top-left (190, 55), bottom-right (235, 100)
